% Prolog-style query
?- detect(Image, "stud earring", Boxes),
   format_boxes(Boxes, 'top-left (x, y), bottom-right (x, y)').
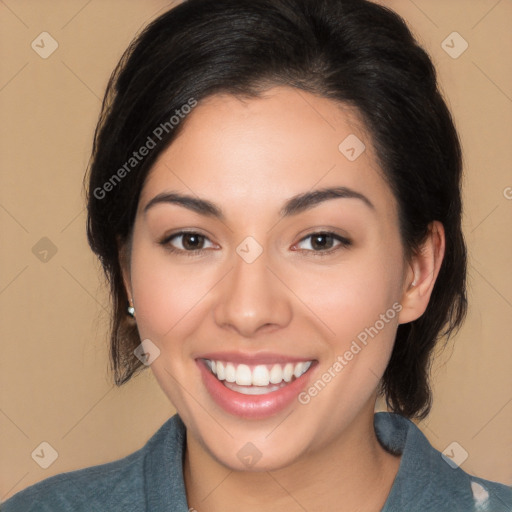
top-left (127, 301), bottom-right (136, 318)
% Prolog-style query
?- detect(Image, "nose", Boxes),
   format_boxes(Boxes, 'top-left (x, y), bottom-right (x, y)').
top-left (213, 248), bottom-right (293, 338)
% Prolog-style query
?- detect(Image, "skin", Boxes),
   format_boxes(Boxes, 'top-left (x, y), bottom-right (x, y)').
top-left (120, 86), bottom-right (445, 511)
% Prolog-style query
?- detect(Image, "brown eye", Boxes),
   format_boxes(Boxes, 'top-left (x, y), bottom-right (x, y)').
top-left (161, 231), bottom-right (215, 253)
top-left (181, 233), bottom-right (206, 250)
top-left (295, 232), bottom-right (352, 254)
top-left (310, 233), bottom-right (335, 250)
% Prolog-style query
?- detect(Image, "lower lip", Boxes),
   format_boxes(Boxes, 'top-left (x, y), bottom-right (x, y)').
top-left (197, 360), bottom-right (315, 419)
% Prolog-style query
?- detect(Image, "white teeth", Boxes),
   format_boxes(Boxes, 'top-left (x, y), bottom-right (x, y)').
top-left (253, 365), bottom-right (270, 386)
top-left (224, 382), bottom-right (283, 395)
top-left (205, 359), bottom-right (313, 387)
top-left (216, 361), bottom-right (226, 381)
top-left (225, 363), bottom-right (236, 383)
top-left (293, 361), bottom-right (312, 378)
top-left (235, 364), bottom-right (252, 385)
top-left (283, 363), bottom-right (294, 382)
top-left (269, 364), bottom-right (283, 384)
top-left (293, 362), bottom-right (305, 378)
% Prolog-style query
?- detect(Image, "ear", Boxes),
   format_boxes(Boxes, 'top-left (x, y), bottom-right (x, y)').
top-left (398, 221), bottom-right (445, 324)
top-left (117, 235), bottom-right (133, 304)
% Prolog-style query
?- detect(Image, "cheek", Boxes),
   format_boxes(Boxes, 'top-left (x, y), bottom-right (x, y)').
top-left (128, 241), bottom-right (214, 411)
top-left (290, 254), bottom-right (403, 416)
top-left (284, 244), bottom-right (404, 346)
top-left (129, 240), bottom-right (216, 342)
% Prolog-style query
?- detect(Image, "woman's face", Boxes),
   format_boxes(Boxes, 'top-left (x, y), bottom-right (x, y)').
top-left (124, 86), bottom-right (414, 470)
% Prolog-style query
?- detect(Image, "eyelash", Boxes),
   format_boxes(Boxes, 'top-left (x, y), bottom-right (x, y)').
top-left (159, 230), bottom-right (352, 258)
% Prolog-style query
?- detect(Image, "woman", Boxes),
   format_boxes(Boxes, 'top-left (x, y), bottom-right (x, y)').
top-left (4, 0), bottom-right (511, 510)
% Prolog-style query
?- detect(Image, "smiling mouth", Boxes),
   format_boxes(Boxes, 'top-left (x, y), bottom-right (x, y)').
top-left (201, 359), bottom-right (314, 395)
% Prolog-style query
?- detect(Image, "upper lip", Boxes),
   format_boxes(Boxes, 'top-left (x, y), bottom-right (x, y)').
top-left (196, 351), bottom-right (315, 365)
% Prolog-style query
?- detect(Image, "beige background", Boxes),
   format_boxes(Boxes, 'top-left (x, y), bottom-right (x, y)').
top-left (0, 0), bottom-right (511, 502)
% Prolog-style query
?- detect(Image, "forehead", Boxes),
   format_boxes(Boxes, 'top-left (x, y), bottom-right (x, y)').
top-left (138, 86), bottom-right (397, 220)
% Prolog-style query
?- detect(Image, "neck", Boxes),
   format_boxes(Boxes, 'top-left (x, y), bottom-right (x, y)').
top-left (183, 404), bottom-right (401, 512)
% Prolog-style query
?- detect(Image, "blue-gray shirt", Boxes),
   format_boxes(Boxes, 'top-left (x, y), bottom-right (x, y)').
top-left (2, 412), bottom-right (511, 511)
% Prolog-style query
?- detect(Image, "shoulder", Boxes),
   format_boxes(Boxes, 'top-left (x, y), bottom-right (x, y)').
top-left (1, 415), bottom-right (188, 512)
top-left (375, 412), bottom-right (512, 512)
top-left (1, 450), bottom-right (146, 512)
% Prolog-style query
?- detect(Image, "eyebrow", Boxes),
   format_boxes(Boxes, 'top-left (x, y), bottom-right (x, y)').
top-left (143, 186), bottom-right (375, 220)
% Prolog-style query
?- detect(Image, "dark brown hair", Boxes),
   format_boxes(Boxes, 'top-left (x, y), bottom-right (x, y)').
top-left (85, 0), bottom-right (467, 419)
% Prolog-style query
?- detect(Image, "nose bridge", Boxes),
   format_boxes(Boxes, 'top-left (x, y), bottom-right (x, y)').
top-left (213, 243), bottom-right (292, 336)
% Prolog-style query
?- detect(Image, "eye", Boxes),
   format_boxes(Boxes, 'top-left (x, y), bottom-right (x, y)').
top-left (294, 231), bottom-right (351, 255)
top-left (160, 231), bottom-right (216, 253)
